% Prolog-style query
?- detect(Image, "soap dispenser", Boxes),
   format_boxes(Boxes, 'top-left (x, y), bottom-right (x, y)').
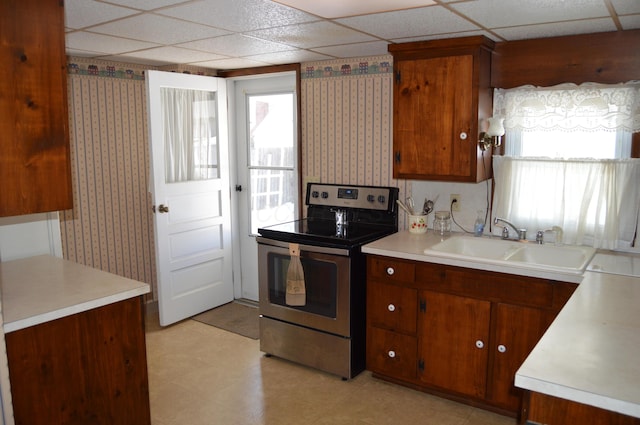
top-left (474, 210), bottom-right (485, 237)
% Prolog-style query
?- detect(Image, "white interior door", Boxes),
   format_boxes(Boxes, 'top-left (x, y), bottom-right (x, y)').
top-left (232, 73), bottom-right (298, 301)
top-left (146, 70), bottom-right (233, 326)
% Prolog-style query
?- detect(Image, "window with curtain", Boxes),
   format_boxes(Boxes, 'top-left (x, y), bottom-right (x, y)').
top-left (492, 82), bottom-right (640, 250)
top-left (161, 87), bottom-right (218, 183)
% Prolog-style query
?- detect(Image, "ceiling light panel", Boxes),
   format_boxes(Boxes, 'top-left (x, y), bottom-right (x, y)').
top-left (273, 0), bottom-right (436, 18)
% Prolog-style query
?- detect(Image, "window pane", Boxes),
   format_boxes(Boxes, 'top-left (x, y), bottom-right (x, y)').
top-left (249, 93), bottom-right (294, 167)
top-left (250, 169), bottom-right (296, 234)
top-left (520, 130), bottom-right (618, 159)
top-left (161, 88), bottom-right (219, 183)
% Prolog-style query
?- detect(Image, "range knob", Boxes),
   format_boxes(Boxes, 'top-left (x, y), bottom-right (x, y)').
top-left (378, 195), bottom-right (386, 203)
top-left (321, 191), bottom-right (329, 199)
top-left (367, 194), bottom-right (375, 202)
top-left (311, 191), bottom-right (319, 198)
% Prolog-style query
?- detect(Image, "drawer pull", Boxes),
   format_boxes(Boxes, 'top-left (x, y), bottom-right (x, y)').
top-left (387, 304), bottom-right (396, 312)
top-left (497, 344), bottom-right (507, 353)
top-left (388, 350), bottom-right (396, 358)
top-left (475, 340), bottom-right (485, 349)
top-left (386, 267), bottom-right (395, 276)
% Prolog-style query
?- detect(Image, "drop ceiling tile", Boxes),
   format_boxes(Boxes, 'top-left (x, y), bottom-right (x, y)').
top-left (67, 48), bottom-right (108, 58)
top-left (120, 46), bottom-right (228, 63)
top-left (246, 50), bottom-right (334, 64)
top-left (335, 6), bottom-right (479, 40)
top-left (273, 0), bottom-right (436, 19)
top-left (247, 21), bottom-right (377, 49)
top-left (89, 14), bottom-right (231, 45)
top-left (158, 0), bottom-right (319, 33)
top-left (66, 32), bottom-right (160, 55)
top-left (494, 18), bottom-right (617, 41)
top-left (102, 0), bottom-right (184, 10)
top-left (65, 0), bottom-right (139, 29)
top-left (619, 15), bottom-right (640, 29)
top-left (192, 57), bottom-right (272, 70)
top-left (100, 55), bottom-right (174, 66)
top-left (312, 41), bottom-right (391, 58)
top-left (391, 29), bottom-right (502, 44)
top-left (450, 0), bottom-right (610, 29)
top-left (610, 0), bottom-right (640, 15)
top-left (178, 34), bottom-right (296, 57)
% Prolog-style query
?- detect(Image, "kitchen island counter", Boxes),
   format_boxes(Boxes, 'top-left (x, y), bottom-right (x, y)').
top-left (0, 254), bottom-right (152, 425)
top-left (0, 254), bottom-right (150, 332)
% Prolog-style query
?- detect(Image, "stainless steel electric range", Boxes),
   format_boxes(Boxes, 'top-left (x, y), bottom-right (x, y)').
top-left (257, 183), bottom-right (399, 379)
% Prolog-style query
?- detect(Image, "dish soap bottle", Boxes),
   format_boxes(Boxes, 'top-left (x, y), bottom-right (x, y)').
top-left (474, 210), bottom-right (485, 237)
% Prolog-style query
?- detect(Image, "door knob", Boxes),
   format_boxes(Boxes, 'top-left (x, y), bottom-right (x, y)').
top-left (158, 204), bottom-right (169, 213)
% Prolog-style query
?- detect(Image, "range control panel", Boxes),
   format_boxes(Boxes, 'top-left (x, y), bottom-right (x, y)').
top-left (306, 183), bottom-right (397, 211)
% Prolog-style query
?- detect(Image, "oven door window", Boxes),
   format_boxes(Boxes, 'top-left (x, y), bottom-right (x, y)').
top-left (268, 251), bottom-right (340, 318)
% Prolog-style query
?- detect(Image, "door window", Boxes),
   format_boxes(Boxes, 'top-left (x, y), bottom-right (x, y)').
top-left (247, 92), bottom-right (297, 234)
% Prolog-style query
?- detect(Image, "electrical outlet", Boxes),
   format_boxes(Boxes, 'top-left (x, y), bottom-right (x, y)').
top-left (450, 194), bottom-right (460, 211)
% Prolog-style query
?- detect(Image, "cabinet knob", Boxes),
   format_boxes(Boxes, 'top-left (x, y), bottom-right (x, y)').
top-left (386, 267), bottom-right (395, 276)
top-left (387, 304), bottom-right (396, 312)
top-left (475, 340), bottom-right (485, 349)
top-left (497, 344), bottom-right (507, 353)
top-left (388, 350), bottom-right (396, 358)
top-left (459, 132), bottom-right (468, 140)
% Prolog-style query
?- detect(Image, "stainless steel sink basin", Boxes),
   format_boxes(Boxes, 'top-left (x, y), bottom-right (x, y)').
top-left (425, 235), bottom-right (596, 274)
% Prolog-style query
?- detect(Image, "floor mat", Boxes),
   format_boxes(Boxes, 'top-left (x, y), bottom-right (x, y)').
top-left (192, 301), bottom-right (259, 340)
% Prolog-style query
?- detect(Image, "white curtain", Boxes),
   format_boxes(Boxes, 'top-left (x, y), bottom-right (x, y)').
top-left (493, 81), bottom-right (640, 133)
top-left (161, 87), bottom-right (217, 183)
top-left (492, 82), bottom-right (640, 249)
top-left (493, 156), bottom-right (640, 249)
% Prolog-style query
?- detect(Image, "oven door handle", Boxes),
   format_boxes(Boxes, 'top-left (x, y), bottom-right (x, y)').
top-left (256, 237), bottom-right (350, 257)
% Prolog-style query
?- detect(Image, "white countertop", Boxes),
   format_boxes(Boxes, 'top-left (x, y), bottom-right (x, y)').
top-left (362, 231), bottom-right (585, 283)
top-left (363, 230), bottom-right (640, 419)
top-left (0, 255), bottom-right (150, 333)
top-left (515, 271), bottom-right (640, 418)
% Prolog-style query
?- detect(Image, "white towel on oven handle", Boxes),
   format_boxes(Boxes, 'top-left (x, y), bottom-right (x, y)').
top-left (285, 243), bottom-right (306, 306)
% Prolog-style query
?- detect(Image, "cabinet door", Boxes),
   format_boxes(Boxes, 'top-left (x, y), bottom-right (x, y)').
top-left (418, 290), bottom-right (491, 398)
top-left (490, 303), bottom-right (554, 410)
top-left (0, 0), bottom-right (72, 216)
top-left (393, 55), bottom-right (473, 180)
top-left (367, 327), bottom-right (417, 381)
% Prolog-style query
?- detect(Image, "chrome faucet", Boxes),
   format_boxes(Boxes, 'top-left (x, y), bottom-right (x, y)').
top-left (494, 217), bottom-right (527, 241)
top-left (536, 226), bottom-right (564, 245)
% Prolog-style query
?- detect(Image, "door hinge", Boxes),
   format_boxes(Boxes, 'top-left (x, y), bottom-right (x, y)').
top-left (419, 299), bottom-right (426, 313)
top-left (394, 151), bottom-right (401, 163)
top-left (418, 359), bottom-right (425, 372)
top-left (395, 70), bottom-right (401, 84)
top-left (235, 184), bottom-right (242, 192)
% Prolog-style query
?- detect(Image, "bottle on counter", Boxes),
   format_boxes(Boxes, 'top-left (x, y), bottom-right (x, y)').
top-left (474, 210), bottom-right (485, 237)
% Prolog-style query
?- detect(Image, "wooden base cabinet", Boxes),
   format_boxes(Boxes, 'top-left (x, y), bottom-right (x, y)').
top-left (5, 297), bottom-right (151, 425)
top-left (366, 255), bottom-right (577, 418)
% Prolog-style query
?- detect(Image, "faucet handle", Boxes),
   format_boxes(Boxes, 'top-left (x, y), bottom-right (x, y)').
top-left (536, 230), bottom-right (544, 244)
top-left (501, 227), bottom-right (510, 239)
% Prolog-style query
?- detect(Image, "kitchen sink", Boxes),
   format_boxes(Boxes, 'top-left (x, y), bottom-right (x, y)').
top-left (425, 235), bottom-right (596, 274)
top-left (428, 235), bottom-right (522, 260)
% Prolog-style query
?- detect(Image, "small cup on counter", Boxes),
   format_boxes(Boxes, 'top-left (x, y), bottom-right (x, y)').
top-left (408, 214), bottom-right (428, 234)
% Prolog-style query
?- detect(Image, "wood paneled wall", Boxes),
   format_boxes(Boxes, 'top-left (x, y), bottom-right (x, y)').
top-left (492, 29), bottom-right (640, 88)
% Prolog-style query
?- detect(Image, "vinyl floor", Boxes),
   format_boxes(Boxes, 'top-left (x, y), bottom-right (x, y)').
top-left (145, 308), bottom-right (517, 425)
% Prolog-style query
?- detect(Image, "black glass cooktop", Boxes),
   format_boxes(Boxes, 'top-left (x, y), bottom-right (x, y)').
top-left (258, 217), bottom-right (396, 249)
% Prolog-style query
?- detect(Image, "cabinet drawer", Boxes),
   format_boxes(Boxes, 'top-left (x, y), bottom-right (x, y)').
top-left (446, 268), bottom-right (555, 308)
top-left (368, 256), bottom-right (415, 283)
top-left (367, 327), bottom-right (417, 381)
top-left (368, 281), bottom-right (417, 334)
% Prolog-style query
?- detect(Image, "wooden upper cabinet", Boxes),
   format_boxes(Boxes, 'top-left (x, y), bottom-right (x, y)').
top-left (389, 36), bottom-right (494, 182)
top-left (0, 0), bottom-right (72, 217)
